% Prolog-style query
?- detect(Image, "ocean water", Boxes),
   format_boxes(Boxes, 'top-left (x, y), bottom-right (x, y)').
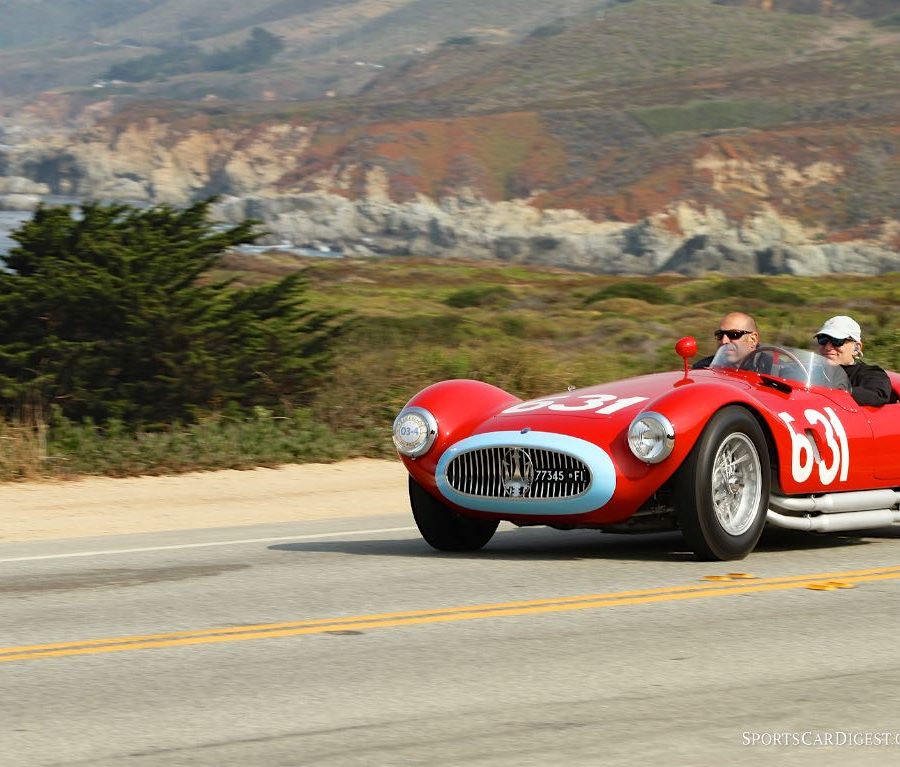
top-left (0, 196), bottom-right (108, 260)
top-left (0, 209), bottom-right (30, 257)
top-left (0, 197), bottom-right (79, 259)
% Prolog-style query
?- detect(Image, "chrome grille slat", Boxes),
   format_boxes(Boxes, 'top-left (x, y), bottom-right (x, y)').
top-left (475, 450), bottom-right (480, 496)
top-left (446, 447), bottom-right (591, 499)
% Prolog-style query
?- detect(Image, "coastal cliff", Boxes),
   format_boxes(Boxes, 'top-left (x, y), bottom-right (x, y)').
top-left (2, 110), bottom-right (896, 275)
top-left (1, 0), bottom-right (898, 275)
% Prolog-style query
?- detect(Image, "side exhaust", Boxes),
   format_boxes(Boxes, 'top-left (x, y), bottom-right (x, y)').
top-left (766, 488), bottom-right (900, 532)
top-left (767, 508), bottom-right (900, 532)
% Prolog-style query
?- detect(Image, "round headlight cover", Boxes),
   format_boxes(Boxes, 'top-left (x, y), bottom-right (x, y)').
top-left (392, 407), bottom-right (438, 458)
top-left (627, 411), bottom-right (675, 464)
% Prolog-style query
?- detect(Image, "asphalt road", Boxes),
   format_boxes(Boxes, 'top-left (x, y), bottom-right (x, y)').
top-left (3, 515), bottom-right (900, 766)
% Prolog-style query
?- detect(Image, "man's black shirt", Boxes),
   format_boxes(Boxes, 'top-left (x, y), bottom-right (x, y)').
top-left (842, 361), bottom-right (893, 407)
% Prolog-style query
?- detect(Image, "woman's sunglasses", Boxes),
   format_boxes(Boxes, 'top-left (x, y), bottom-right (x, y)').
top-left (714, 329), bottom-right (753, 341)
top-left (816, 335), bottom-right (852, 348)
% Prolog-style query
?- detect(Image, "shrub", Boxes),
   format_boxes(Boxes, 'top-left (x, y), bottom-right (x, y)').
top-left (529, 20), bottom-right (566, 39)
top-left (684, 278), bottom-right (801, 305)
top-left (442, 36), bottom-right (476, 46)
top-left (104, 28), bottom-right (284, 82)
top-left (444, 285), bottom-right (514, 308)
top-left (875, 13), bottom-right (900, 28)
top-left (583, 281), bottom-right (673, 305)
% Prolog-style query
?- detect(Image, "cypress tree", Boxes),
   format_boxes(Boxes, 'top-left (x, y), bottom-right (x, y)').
top-left (0, 199), bottom-right (343, 426)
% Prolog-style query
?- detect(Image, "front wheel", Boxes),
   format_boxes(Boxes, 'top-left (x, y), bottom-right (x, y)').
top-left (673, 406), bottom-right (770, 561)
top-left (409, 477), bottom-right (498, 552)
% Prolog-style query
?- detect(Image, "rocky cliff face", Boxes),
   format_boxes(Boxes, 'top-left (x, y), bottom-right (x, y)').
top-left (3, 115), bottom-right (316, 203)
top-left (213, 191), bottom-right (900, 276)
top-left (1, 110), bottom-right (897, 276)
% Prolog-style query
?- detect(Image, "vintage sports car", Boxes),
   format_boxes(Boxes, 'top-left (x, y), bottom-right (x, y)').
top-left (392, 339), bottom-right (900, 560)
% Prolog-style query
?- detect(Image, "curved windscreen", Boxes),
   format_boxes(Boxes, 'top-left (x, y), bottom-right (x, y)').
top-left (710, 344), bottom-right (851, 392)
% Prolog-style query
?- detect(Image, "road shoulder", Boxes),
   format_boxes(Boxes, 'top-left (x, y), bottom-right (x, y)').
top-left (0, 458), bottom-right (408, 542)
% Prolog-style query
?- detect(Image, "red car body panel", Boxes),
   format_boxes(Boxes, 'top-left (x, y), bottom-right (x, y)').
top-left (400, 357), bottom-right (900, 528)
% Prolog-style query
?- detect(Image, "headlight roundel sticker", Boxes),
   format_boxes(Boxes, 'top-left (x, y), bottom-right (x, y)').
top-left (778, 407), bottom-right (849, 485)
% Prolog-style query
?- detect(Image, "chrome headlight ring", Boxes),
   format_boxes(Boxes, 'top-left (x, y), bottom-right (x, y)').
top-left (627, 411), bottom-right (675, 464)
top-left (392, 406), bottom-right (438, 458)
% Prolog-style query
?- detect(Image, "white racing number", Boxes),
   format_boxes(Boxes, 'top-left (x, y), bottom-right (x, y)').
top-left (502, 394), bottom-right (648, 415)
top-left (778, 407), bottom-right (849, 485)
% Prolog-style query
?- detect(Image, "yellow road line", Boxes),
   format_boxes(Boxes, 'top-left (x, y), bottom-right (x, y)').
top-left (3, 564), bottom-right (900, 664)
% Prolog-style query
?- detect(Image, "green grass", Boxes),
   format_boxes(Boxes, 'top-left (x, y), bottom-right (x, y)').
top-left (631, 100), bottom-right (802, 136)
top-left (0, 407), bottom-right (382, 482)
top-left (6, 258), bottom-right (900, 482)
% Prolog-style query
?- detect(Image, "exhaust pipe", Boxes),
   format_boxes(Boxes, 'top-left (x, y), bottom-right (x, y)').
top-left (769, 489), bottom-right (900, 514)
top-left (766, 508), bottom-right (900, 533)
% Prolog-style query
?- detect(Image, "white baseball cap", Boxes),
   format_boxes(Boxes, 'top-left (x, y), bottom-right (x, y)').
top-left (815, 315), bottom-right (861, 343)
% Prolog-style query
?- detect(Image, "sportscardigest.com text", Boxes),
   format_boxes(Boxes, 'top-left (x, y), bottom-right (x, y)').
top-left (743, 731), bottom-right (900, 747)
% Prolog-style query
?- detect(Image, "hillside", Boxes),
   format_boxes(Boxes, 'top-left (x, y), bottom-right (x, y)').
top-left (1, 0), bottom-right (899, 274)
top-left (0, 0), bottom-right (609, 101)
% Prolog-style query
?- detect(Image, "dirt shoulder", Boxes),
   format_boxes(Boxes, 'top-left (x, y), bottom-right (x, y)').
top-left (0, 458), bottom-right (409, 543)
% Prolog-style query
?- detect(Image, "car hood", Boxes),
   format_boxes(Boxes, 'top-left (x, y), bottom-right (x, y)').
top-left (490, 370), bottom-right (687, 417)
top-left (472, 368), bottom-right (751, 439)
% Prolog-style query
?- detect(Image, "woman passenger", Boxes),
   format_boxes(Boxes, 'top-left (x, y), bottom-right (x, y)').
top-left (815, 315), bottom-right (892, 407)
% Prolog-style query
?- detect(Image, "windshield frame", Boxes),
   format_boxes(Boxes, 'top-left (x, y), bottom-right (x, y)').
top-left (709, 343), bottom-right (851, 392)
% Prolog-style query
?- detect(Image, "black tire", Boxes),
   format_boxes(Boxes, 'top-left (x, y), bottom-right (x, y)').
top-left (673, 406), bottom-right (770, 561)
top-left (409, 477), bottom-right (498, 552)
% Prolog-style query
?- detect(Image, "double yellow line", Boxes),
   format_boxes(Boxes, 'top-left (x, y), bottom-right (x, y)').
top-left (3, 564), bottom-right (900, 664)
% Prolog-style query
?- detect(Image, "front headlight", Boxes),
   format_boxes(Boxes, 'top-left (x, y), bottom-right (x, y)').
top-left (392, 406), bottom-right (438, 458)
top-left (627, 411), bottom-right (675, 464)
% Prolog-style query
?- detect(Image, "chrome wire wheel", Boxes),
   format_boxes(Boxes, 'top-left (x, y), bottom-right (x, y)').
top-left (675, 406), bottom-right (770, 560)
top-left (710, 433), bottom-right (762, 536)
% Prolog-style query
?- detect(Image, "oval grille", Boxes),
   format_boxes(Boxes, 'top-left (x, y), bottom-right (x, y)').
top-left (445, 447), bottom-right (591, 499)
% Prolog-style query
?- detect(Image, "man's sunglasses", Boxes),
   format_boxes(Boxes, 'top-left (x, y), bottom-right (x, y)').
top-left (816, 334), bottom-right (852, 348)
top-left (714, 329), bottom-right (753, 341)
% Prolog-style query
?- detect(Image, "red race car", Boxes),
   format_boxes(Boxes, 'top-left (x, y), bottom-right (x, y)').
top-left (392, 339), bottom-right (900, 560)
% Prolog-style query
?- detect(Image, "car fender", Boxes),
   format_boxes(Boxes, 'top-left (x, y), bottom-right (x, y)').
top-left (631, 378), bottom-right (756, 468)
top-left (401, 379), bottom-right (520, 484)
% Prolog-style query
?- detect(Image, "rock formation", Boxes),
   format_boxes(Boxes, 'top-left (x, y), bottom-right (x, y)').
top-left (212, 192), bottom-right (900, 276)
top-left (1, 112), bottom-right (897, 275)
